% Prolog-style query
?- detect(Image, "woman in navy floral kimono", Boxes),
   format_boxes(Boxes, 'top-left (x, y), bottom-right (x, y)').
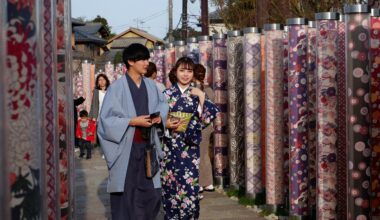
top-left (161, 57), bottom-right (219, 219)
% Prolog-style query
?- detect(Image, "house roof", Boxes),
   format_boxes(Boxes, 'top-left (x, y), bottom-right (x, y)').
top-left (74, 22), bottom-right (110, 38)
top-left (74, 29), bottom-right (107, 45)
top-left (108, 27), bottom-right (164, 45)
top-left (110, 38), bottom-right (148, 49)
top-left (72, 18), bottom-right (85, 26)
top-left (209, 10), bottom-right (223, 23)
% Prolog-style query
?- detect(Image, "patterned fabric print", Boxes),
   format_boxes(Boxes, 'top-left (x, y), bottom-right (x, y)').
top-left (165, 47), bottom-right (175, 88)
top-left (187, 42), bottom-right (199, 64)
top-left (345, 13), bottom-right (371, 220)
top-left (336, 20), bottom-right (347, 220)
top-left (199, 40), bottom-right (213, 86)
top-left (212, 38), bottom-right (229, 183)
top-left (105, 63), bottom-right (115, 83)
top-left (288, 25), bottom-right (309, 217)
top-left (43, 0), bottom-right (58, 218)
top-left (153, 47), bottom-right (165, 84)
top-left (227, 36), bottom-right (245, 188)
top-left (370, 16), bottom-right (380, 217)
top-left (115, 63), bottom-right (126, 80)
top-left (316, 20), bottom-right (339, 219)
top-left (162, 85), bottom-right (219, 219)
top-left (82, 63), bottom-right (92, 112)
top-left (283, 30), bottom-right (290, 206)
top-left (243, 32), bottom-right (263, 198)
top-left (175, 45), bottom-right (186, 62)
top-left (73, 73), bottom-right (85, 113)
top-left (6, 1), bottom-right (42, 219)
top-left (265, 30), bottom-right (284, 205)
top-left (307, 27), bottom-right (317, 215)
top-left (260, 35), bottom-right (266, 185)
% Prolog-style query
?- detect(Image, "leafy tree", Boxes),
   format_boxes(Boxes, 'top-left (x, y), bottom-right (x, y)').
top-left (92, 15), bottom-right (116, 40)
top-left (164, 27), bottom-right (202, 41)
top-left (114, 51), bottom-right (123, 65)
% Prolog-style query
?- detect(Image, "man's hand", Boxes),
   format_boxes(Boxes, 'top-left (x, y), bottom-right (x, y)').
top-left (151, 116), bottom-right (162, 124)
top-left (130, 115), bottom-right (152, 128)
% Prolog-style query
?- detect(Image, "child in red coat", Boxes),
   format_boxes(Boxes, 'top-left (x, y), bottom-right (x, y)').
top-left (76, 110), bottom-right (96, 159)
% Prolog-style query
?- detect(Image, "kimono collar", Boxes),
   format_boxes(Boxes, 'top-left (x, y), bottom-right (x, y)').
top-left (176, 83), bottom-right (191, 94)
top-left (125, 71), bottom-right (143, 88)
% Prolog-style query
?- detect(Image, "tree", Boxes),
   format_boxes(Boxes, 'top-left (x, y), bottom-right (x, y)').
top-left (113, 51), bottom-right (123, 65)
top-left (92, 15), bottom-right (116, 40)
top-left (164, 26), bottom-right (202, 41)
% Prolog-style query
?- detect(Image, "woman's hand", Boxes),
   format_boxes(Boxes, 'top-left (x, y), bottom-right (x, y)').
top-left (129, 115), bottom-right (152, 127)
top-left (190, 88), bottom-right (205, 99)
top-left (166, 118), bottom-right (181, 130)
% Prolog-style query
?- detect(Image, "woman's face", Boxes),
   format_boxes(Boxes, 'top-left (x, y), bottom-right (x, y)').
top-left (98, 77), bottom-right (107, 88)
top-left (176, 64), bottom-right (193, 86)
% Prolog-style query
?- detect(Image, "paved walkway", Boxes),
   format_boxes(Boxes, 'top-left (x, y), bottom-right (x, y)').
top-left (75, 148), bottom-right (266, 220)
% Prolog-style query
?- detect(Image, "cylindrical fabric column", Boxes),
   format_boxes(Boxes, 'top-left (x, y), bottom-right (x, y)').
top-left (370, 8), bottom-right (380, 217)
top-left (260, 34), bottom-right (266, 186)
top-left (283, 26), bottom-right (290, 209)
top-left (243, 27), bottom-right (263, 198)
top-left (164, 43), bottom-right (175, 88)
top-left (227, 30), bottom-right (245, 189)
top-left (307, 20), bottom-right (317, 217)
top-left (198, 36), bottom-right (213, 86)
top-left (74, 72), bottom-right (85, 113)
top-left (287, 17), bottom-right (309, 218)
top-left (174, 40), bottom-right (186, 61)
top-left (336, 14), bottom-right (347, 220)
top-left (153, 45), bottom-right (165, 84)
top-left (264, 24), bottom-right (284, 207)
top-left (90, 64), bottom-right (95, 92)
top-left (315, 12), bottom-right (340, 219)
top-left (82, 61), bottom-right (92, 113)
top-left (105, 61), bottom-right (115, 83)
top-left (187, 37), bottom-right (199, 64)
top-left (344, 4), bottom-right (371, 219)
top-left (213, 33), bottom-right (229, 187)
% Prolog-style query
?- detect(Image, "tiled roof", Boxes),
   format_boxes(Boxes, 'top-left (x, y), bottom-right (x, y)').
top-left (108, 27), bottom-right (163, 44)
top-left (74, 23), bottom-right (104, 35)
top-left (72, 18), bottom-right (85, 26)
top-left (111, 38), bottom-right (148, 49)
top-left (74, 29), bottom-right (107, 45)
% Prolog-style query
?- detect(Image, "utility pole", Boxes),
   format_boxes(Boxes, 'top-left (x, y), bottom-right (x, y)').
top-left (201, 0), bottom-right (208, 35)
top-left (168, 0), bottom-right (174, 42)
top-left (182, 0), bottom-right (188, 40)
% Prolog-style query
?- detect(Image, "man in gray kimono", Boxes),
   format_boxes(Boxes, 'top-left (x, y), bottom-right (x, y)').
top-left (97, 43), bottom-right (169, 220)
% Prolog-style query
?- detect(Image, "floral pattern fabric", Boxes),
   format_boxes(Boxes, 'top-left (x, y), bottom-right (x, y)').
top-left (161, 84), bottom-right (219, 219)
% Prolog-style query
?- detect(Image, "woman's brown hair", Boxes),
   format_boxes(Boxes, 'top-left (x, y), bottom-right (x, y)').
top-left (169, 57), bottom-right (195, 84)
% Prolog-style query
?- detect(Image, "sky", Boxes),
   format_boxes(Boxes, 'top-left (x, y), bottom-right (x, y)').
top-left (72, 0), bottom-right (215, 39)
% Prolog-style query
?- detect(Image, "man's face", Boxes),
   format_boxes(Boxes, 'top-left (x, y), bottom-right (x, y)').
top-left (129, 59), bottom-right (149, 75)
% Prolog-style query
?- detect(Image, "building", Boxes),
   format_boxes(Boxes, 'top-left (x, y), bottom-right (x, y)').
top-left (209, 10), bottom-right (228, 35)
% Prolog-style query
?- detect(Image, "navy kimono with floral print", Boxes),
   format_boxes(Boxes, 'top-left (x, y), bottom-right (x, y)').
top-left (161, 84), bottom-right (219, 220)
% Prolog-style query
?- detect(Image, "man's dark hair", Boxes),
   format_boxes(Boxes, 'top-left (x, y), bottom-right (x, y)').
top-left (122, 43), bottom-right (150, 69)
top-left (145, 62), bottom-right (157, 78)
top-left (79, 110), bottom-right (88, 118)
top-left (95, 73), bottom-right (110, 90)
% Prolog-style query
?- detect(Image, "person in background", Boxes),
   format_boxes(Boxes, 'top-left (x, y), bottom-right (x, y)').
top-left (97, 43), bottom-right (169, 220)
top-left (145, 61), bottom-right (166, 92)
top-left (76, 110), bottom-right (96, 159)
top-left (89, 73), bottom-right (110, 158)
top-left (193, 64), bottom-right (216, 195)
top-left (74, 96), bottom-right (85, 151)
top-left (161, 57), bottom-right (219, 219)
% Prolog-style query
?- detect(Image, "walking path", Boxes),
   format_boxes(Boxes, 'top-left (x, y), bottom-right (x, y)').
top-left (74, 148), bottom-right (266, 220)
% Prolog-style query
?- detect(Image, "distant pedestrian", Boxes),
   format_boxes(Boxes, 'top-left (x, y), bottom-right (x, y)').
top-left (89, 73), bottom-right (110, 121)
top-left (76, 110), bottom-right (96, 159)
top-left (145, 61), bottom-right (166, 92)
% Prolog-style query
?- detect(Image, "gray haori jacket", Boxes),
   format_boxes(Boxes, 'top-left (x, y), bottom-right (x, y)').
top-left (97, 76), bottom-right (169, 193)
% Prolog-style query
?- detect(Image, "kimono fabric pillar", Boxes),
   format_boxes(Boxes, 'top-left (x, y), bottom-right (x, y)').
top-left (212, 33), bottom-right (229, 187)
top-left (243, 27), bottom-right (263, 199)
top-left (263, 24), bottom-right (284, 210)
top-left (42, 0), bottom-right (60, 219)
top-left (164, 43), bottom-right (175, 88)
top-left (174, 40), bottom-right (186, 61)
top-left (105, 61), bottom-right (115, 83)
top-left (344, 4), bottom-right (372, 219)
top-left (186, 37), bottom-right (199, 64)
top-left (315, 12), bottom-right (340, 219)
top-left (3, 0), bottom-right (46, 218)
top-left (307, 21), bottom-right (317, 218)
top-left (370, 9), bottom-right (380, 217)
top-left (227, 30), bottom-right (245, 189)
top-left (283, 26), bottom-right (290, 210)
top-left (82, 60), bottom-right (92, 112)
top-left (198, 36), bottom-right (213, 86)
top-left (153, 45), bottom-right (165, 84)
top-left (336, 14), bottom-right (347, 220)
top-left (260, 34), bottom-right (266, 186)
top-left (287, 17), bottom-right (309, 219)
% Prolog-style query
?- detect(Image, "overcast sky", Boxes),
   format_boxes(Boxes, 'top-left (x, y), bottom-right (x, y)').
top-left (72, 0), bottom-right (215, 39)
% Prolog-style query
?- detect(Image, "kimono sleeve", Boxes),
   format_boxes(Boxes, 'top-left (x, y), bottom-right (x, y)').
top-left (97, 85), bottom-right (131, 144)
top-left (200, 98), bottom-right (219, 129)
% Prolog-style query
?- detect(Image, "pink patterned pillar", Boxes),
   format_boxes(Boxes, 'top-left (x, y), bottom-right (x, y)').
top-left (164, 43), bottom-right (175, 88)
top-left (198, 36), bottom-right (213, 87)
top-left (105, 61), bottom-right (115, 84)
top-left (153, 45), bottom-right (165, 84)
